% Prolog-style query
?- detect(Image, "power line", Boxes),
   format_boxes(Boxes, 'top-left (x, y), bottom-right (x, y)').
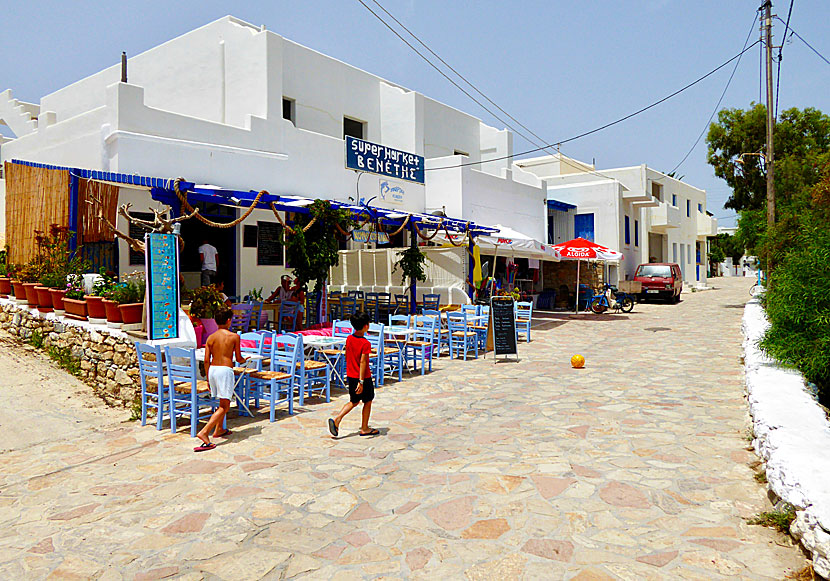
top-left (669, 11), bottom-right (759, 175)
top-left (775, 17), bottom-right (830, 66)
top-left (426, 40), bottom-right (760, 171)
top-left (775, 0), bottom-right (795, 118)
top-left (355, 0), bottom-right (619, 183)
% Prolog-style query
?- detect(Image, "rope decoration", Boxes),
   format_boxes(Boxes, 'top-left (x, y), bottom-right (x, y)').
top-left (414, 218), bottom-right (443, 241)
top-left (269, 202), bottom-right (317, 234)
top-left (174, 178), bottom-right (264, 229)
top-left (441, 221), bottom-right (469, 247)
top-left (383, 214), bottom-right (411, 237)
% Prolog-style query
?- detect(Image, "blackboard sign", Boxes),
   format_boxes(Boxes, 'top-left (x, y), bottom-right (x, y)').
top-left (490, 297), bottom-right (518, 358)
top-left (257, 221), bottom-right (284, 266)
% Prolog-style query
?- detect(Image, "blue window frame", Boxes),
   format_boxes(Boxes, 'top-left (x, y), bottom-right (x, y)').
top-left (672, 193), bottom-right (677, 206)
top-left (686, 199), bottom-right (691, 217)
top-left (634, 219), bottom-right (639, 246)
top-left (624, 216), bottom-right (630, 245)
top-left (574, 213), bottom-right (595, 242)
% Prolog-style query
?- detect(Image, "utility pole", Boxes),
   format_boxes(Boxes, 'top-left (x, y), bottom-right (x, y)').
top-left (763, 1), bottom-right (776, 231)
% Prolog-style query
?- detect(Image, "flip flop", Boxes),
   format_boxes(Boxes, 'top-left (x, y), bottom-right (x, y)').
top-left (193, 442), bottom-right (216, 452)
top-left (359, 428), bottom-right (380, 436)
top-left (328, 418), bottom-right (339, 437)
top-left (214, 430), bottom-right (233, 438)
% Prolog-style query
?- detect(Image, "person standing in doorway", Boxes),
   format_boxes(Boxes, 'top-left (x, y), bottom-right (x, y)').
top-left (199, 238), bottom-right (219, 287)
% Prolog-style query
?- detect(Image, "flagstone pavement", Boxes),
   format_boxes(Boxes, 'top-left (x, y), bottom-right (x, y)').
top-left (0, 277), bottom-right (809, 580)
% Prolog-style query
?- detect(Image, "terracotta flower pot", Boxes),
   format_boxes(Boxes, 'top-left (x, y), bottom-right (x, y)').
top-left (50, 288), bottom-right (67, 312)
top-left (103, 299), bottom-right (123, 326)
top-left (0, 277), bottom-right (10, 297)
top-left (119, 302), bottom-right (144, 325)
top-left (11, 280), bottom-right (27, 303)
top-left (63, 297), bottom-right (88, 320)
top-left (85, 295), bottom-right (107, 321)
top-left (23, 283), bottom-right (39, 307)
top-left (35, 286), bottom-right (54, 312)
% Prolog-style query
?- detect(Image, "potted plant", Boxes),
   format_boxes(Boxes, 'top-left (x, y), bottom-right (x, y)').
top-left (0, 250), bottom-right (10, 297)
top-left (188, 284), bottom-right (226, 344)
top-left (9, 263), bottom-right (26, 304)
top-left (393, 245), bottom-right (428, 313)
top-left (116, 274), bottom-right (145, 326)
top-left (86, 268), bottom-right (114, 322)
top-left (18, 259), bottom-right (46, 308)
top-left (63, 276), bottom-right (88, 320)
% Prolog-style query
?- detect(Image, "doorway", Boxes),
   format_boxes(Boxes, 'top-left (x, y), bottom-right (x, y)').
top-left (178, 202), bottom-right (238, 297)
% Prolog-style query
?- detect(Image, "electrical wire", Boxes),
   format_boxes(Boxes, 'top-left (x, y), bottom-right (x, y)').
top-left (775, 17), bottom-right (830, 66)
top-left (775, 0), bottom-right (795, 118)
top-left (356, 0), bottom-right (618, 183)
top-left (669, 12), bottom-right (758, 175)
top-left (425, 40), bottom-right (761, 171)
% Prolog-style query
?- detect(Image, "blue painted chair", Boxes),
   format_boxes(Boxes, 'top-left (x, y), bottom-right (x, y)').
top-left (247, 300), bottom-right (265, 330)
top-left (135, 342), bottom-right (169, 431)
top-left (365, 323), bottom-right (389, 386)
top-left (394, 294), bottom-right (409, 314)
top-left (364, 293), bottom-right (380, 323)
top-left (461, 304), bottom-right (479, 317)
top-left (421, 293), bottom-right (440, 312)
top-left (238, 332), bottom-right (267, 411)
top-left (278, 300), bottom-right (299, 333)
top-left (339, 297), bottom-right (358, 318)
top-left (250, 333), bottom-right (297, 421)
top-left (294, 334), bottom-right (331, 406)
top-left (515, 301), bottom-right (533, 342)
top-left (447, 312), bottom-right (478, 360)
top-left (230, 303), bottom-right (254, 333)
top-left (164, 347), bottom-right (222, 437)
top-left (348, 290), bottom-right (364, 300)
top-left (329, 291), bottom-right (342, 319)
top-left (305, 292), bottom-right (321, 327)
top-left (406, 315), bottom-right (436, 374)
top-left (388, 314), bottom-right (411, 327)
top-left (422, 309), bottom-right (449, 356)
top-left (577, 285), bottom-right (594, 311)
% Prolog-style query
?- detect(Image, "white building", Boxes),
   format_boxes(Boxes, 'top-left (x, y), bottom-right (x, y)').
top-left (516, 154), bottom-right (717, 285)
top-left (0, 15), bottom-right (551, 299)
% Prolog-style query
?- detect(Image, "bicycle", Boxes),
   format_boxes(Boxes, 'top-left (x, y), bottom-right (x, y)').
top-left (749, 270), bottom-right (765, 297)
top-left (590, 283), bottom-right (635, 314)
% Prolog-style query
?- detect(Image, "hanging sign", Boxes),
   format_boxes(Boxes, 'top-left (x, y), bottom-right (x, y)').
top-left (145, 233), bottom-right (180, 340)
top-left (346, 136), bottom-right (425, 184)
top-left (352, 229), bottom-right (390, 244)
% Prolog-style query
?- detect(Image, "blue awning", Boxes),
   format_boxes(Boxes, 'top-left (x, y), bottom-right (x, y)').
top-left (11, 159), bottom-right (498, 236)
top-left (547, 199), bottom-right (577, 212)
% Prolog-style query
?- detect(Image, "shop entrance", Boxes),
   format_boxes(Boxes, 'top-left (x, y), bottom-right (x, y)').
top-left (179, 202), bottom-right (237, 297)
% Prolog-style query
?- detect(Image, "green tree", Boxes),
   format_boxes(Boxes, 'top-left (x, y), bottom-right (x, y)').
top-left (706, 105), bottom-right (830, 258)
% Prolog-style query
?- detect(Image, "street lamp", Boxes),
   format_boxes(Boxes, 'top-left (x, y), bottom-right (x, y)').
top-left (735, 151), bottom-right (767, 169)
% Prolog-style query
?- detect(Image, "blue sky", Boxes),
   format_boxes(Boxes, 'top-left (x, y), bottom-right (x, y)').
top-left (2, 1), bottom-right (828, 226)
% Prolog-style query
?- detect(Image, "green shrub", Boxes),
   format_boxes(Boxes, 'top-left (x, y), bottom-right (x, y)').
top-left (29, 329), bottom-right (44, 349)
top-left (47, 345), bottom-right (81, 376)
top-left (760, 217), bottom-right (830, 403)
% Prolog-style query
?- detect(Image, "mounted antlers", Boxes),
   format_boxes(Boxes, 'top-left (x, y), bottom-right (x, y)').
top-left (87, 190), bottom-right (199, 254)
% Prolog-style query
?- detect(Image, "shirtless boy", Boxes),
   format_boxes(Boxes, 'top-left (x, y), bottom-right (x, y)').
top-left (195, 308), bottom-right (246, 452)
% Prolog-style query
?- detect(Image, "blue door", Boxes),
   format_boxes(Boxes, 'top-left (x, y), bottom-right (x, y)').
top-left (574, 213), bottom-right (595, 242)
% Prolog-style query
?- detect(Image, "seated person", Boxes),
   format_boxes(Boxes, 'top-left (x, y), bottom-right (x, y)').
top-left (215, 279), bottom-right (233, 307)
top-left (266, 275), bottom-right (293, 303)
top-left (291, 278), bottom-right (307, 330)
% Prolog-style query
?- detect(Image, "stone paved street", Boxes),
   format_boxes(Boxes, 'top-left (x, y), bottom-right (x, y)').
top-left (0, 277), bottom-right (808, 579)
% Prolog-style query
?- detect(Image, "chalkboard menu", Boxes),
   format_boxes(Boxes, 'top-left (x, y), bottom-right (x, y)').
top-left (490, 296), bottom-right (518, 358)
top-left (257, 221), bottom-right (284, 266)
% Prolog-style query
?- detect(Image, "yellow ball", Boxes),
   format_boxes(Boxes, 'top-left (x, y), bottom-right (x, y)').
top-left (571, 354), bottom-right (585, 368)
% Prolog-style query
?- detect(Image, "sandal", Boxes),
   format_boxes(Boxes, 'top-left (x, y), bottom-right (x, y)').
top-left (193, 442), bottom-right (216, 452)
top-left (214, 429), bottom-right (233, 438)
top-left (328, 418), bottom-right (339, 437)
top-left (359, 428), bottom-right (380, 436)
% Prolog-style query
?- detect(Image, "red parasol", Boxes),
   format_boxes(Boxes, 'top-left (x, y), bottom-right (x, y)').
top-left (549, 238), bottom-right (623, 313)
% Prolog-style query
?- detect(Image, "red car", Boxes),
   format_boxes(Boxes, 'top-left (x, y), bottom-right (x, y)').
top-left (634, 263), bottom-right (683, 303)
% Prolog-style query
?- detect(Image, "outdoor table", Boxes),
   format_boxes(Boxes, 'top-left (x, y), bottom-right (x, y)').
top-left (303, 335), bottom-right (347, 387)
top-left (383, 327), bottom-right (417, 372)
top-left (194, 348), bottom-right (263, 416)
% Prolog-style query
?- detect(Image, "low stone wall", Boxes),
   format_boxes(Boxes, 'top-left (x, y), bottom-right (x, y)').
top-left (743, 297), bottom-right (830, 579)
top-left (0, 300), bottom-right (140, 407)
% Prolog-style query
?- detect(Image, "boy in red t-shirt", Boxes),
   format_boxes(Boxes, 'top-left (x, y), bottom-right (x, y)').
top-left (328, 311), bottom-right (379, 437)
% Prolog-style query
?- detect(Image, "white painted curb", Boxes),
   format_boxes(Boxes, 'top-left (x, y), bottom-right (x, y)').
top-left (743, 297), bottom-right (830, 578)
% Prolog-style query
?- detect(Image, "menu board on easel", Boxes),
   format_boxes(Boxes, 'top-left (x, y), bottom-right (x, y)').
top-left (488, 296), bottom-right (518, 361)
top-left (145, 233), bottom-right (180, 340)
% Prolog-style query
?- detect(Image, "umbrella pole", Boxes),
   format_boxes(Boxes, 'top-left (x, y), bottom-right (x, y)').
top-left (575, 259), bottom-right (580, 314)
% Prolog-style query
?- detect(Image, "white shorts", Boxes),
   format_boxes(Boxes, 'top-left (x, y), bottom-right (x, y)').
top-left (208, 366), bottom-right (235, 400)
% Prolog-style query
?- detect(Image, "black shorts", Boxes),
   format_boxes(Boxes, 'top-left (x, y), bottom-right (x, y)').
top-left (348, 376), bottom-right (375, 404)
